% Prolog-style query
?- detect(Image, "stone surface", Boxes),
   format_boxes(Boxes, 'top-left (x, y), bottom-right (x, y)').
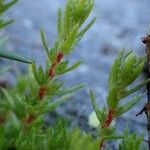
top-left (3, 0), bottom-right (150, 139)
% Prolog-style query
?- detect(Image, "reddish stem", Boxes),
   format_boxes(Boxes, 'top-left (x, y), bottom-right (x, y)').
top-left (39, 86), bottom-right (47, 100)
top-left (56, 51), bottom-right (64, 63)
top-left (48, 64), bottom-right (55, 78)
top-left (102, 110), bottom-right (114, 128)
top-left (48, 51), bottom-right (64, 78)
top-left (100, 110), bottom-right (115, 149)
top-left (25, 114), bottom-right (35, 124)
top-left (38, 51), bottom-right (64, 100)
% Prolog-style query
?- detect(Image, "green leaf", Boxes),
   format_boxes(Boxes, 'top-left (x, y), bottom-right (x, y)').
top-left (68, 129), bottom-right (99, 150)
top-left (40, 94), bottom-right (72, 113)
top-left (61, 24), bottom-right (79, 54)
top-left (41, 29), bottom-right (50, 57)
top-left (107, 86), bottom-right (118, 109)
top-left (78, 17), bottom-right (96, 39)
top-left (72, 0), bottom-right (94, 27)
top-left (0, 0), bottom-right (17, 14)
top-left (118, 129), bottom-right (144, 150)
top-left (0, 19), bottom-right (14, 29)
top-left (1, 88), bottom-right (16, 110)
top-left (0, 49), bottom-right (32, 64)
top-left (116, 94), bottom-right (144, 117)
top-left (89, 89), bottom-right (102, 123)
top-left (32, 114), bottom-right (45, 126)
top-left (60, 60), bottom-right (82, 74)
top-left (107, 50), bottom-right (145, 106)
top-left (46, 81), bottom-right (63, 96)
top-left (108, 50), bottom-right (123, 86)
top-left (57, 83), bottom-right (85, 95)
top-left (55, 61), bottom-right (69, 75)
top-left (101, 127), bottom-right (116, 138)
top-left (123, 52), bottom-right (137, 74)
top-left (80, 0), bottom-right (94, 26)
top-left (125, 79), bottom-right (150, 97)
top-left (8, 112), bottom-right (21, 130)
top-left (38, 66), bottom-right (48, 85)
top-left (49, 49), bottom-right (57, 64)
top-left (31, 63), bottom-right (39, 84)
top-left (45, 59), bottom-right (51, 75)
top-left (105, 135), bottom-right (124, 140)
top-left (57, 7), bottom-right (63, 39)
top-left (132, 58), bottom-right (145, 80)
top-left (47, 120), bottom-right (67, 149)
top-left (63, 0), bottom-right (72, 37)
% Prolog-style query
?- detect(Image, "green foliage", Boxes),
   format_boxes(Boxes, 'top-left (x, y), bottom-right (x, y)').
top-left (90, 50), bottom-right (146, 121)
top-left (30, 0), bottom-right (96, 105)
top-left (89, 89), bottom-right (107, 125)
top-left (0, 0), bottom-right (32, 63)
top-left (0, 0), bottom-right (148, 149)
top-left (107, 50), bottom-right (145, 109)
top-left (0, 74), bottom-right (76, 124)
top-left (41, 0), bottom-right (96, 56)
top-left (0, 0), bottom-right (17, 29)
top-left (116, 94), bottom-right (144, 117)
top-left (0, 0), bottom-right (97, 149)
top-left (118, 129), bottom-right (145, 150)
top-left (67, 129), bottom-right (99, 150)
top-left (0, 49), bottom-right (32, 64)
top-left (14, 121), bottom-right (99, 150)
top-left (100, 127), bottom-right (123, 141)
top-left (90, 50), bottom-right (148, 148)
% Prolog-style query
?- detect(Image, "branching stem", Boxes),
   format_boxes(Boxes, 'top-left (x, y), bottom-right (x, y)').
top-left (37, 51), bottom-right (64, 101)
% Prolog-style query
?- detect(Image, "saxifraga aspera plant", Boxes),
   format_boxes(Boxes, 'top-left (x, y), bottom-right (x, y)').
top-left (0, 0), bottom-right (149, 150)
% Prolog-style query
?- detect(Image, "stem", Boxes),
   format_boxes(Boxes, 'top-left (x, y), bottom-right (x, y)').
top-left (142, 34), bottom-right (150, 150)
top-left (38, 51), bottom-right (64, 100)
top-left (27, 51), bottom-right (64, 123)
top-left (25, 114), bottom-right (35, 124)
top-left (99, 110), bottom-right (115, 149)
top-left (146, 81), bottom-right (150, 150)
top-left (39, 86), bottom-right (47, 100)
top-left (48, 51), bottom-right (64, 78)
top-left (102, 110), bottom-right (114, 128)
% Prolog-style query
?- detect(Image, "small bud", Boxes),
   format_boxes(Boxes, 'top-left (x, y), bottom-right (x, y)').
top-left (88, 111), bottom-right (100, 128)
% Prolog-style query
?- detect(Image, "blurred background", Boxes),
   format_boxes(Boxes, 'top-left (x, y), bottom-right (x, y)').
top-left (1, 0), bottom-right (150, 138)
